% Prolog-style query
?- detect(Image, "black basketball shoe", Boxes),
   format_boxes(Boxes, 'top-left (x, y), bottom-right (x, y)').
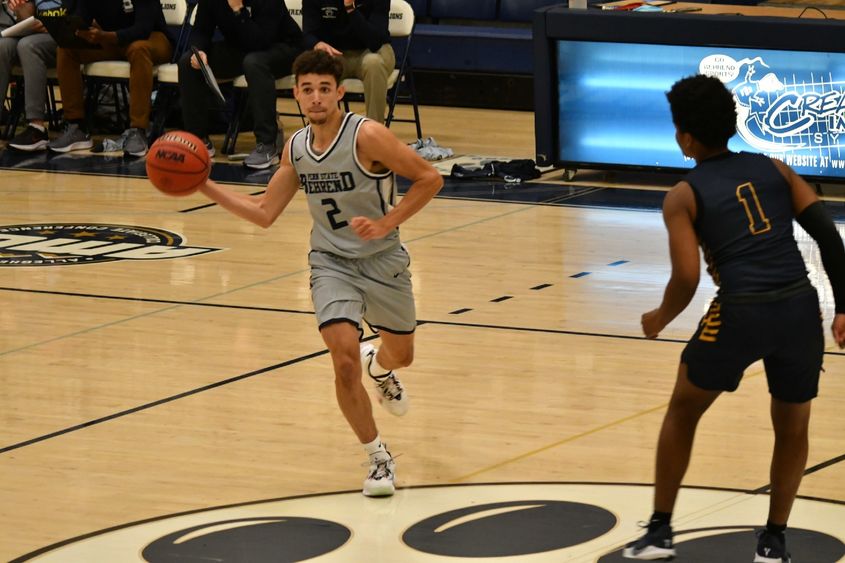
top-left (754, 529), bottom-right (791, 563)
top-left (623, 522), bottom-right (676, 560)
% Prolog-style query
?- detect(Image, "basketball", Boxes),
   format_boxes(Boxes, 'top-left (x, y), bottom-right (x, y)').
top-left (146, 131), bottom-right (210, 196)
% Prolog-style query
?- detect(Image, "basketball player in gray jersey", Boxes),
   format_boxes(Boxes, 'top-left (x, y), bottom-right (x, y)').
top-left (198, 49), bottom-right (442, 497)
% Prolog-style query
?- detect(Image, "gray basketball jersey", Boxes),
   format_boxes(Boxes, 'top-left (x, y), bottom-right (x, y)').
top-left (290, 113), bottom-right (399, 258)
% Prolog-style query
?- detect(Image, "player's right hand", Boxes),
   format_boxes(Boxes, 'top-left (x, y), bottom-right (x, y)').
top-left (641, 308), bottom-right (666, 339)
top-left (190, 50), bottom-right (208, 70)
top-left (831, 313), bottom-right (845, 349)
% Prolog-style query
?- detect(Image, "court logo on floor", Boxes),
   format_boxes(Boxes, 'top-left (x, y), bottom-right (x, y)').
top-left (0, 223), bottom-right (221, 267)
top-left (11, 483), bottom-right (845, 562)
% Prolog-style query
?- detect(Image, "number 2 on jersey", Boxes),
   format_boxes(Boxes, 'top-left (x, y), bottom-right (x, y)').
top-left (321, 198), bottom-right (349, 230)
top-left (736, 182), bottom-right (772, 235)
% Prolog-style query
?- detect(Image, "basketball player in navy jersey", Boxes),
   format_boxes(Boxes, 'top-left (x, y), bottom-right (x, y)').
top-left (197, 49), bottom-right (442, 497)
top-left (624, 75), bottom-right (845, 562)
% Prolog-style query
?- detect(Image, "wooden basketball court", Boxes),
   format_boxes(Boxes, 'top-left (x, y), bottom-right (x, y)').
top-left (1, 103), bottom-right (843, 561)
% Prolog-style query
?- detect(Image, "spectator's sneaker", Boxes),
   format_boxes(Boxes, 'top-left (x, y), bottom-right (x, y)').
top-left (623, 523), bottom-right (676, 560)
top-left (123, 128), bottom-right (148, 157)
top-left (8, 125), bottom-right (49, 151)
top-left (360, 343), bottom-right (409, 416)
top-left (754, 530), bottom-right (791, 563)
top-left (202, 137), bottom-right (216, 158)
top-left (363, 454), bottom-right (395, 497)
top-left (48, 123), bottom-right (93, 153)
top-left (243, 142), bottom-right (280, 169)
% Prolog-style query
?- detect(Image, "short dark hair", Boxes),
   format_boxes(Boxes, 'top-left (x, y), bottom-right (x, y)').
top-left (666, 74), bottom-right (737, 148)
top-left (293, 50), bottom-right (344, 86)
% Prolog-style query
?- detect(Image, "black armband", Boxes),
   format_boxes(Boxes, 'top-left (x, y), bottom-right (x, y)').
top-left (797, 201), bottom-right (845, 313)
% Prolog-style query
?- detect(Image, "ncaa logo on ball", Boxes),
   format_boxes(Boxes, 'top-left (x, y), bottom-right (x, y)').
top-left (155, 149), bottom-right (186, 163)
top-left (0, 223), bottom-right (222, 267)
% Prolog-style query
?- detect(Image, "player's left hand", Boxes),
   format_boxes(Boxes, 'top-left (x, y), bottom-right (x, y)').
top-left (350, 216), bottom-right (391, 240)
top-left (831, 313), bottom-right (845, 349)
top-left (641, 308), bottom-right (666, 339)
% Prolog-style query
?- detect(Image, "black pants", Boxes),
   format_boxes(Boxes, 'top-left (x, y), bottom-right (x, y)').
top-left (178, 41), bottom-right (300, 145)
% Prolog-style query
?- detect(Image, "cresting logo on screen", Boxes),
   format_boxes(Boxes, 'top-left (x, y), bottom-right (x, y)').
top-left (701, 54), bottom-right (845, 170)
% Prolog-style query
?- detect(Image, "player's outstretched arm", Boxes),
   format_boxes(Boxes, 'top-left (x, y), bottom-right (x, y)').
top-left (350, 121), bottom-right (443, 240)
top-left (776, 159), bottom-right (845, 348)
top-left (199, 140), bottom-right (300, 229)
top-left (641, 182), bottom-right (700, 338)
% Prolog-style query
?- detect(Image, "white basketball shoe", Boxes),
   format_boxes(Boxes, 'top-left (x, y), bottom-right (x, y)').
top-left (363, 453), bottom-right (396, 497)
top-left (360, 343), bottom-right (409, 416)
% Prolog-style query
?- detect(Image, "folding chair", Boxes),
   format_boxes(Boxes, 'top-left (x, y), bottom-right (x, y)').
top-left (219, 0), bottom-right (302, 155)
top-left (3, 67), bottom-right (61, 139)
top-left (150, 0), bottom-right (199, 139)
top-left (342, 0), bottom-right (422, 139)
top-left (2, 76), bottom-right (25, 139)
top-left (82, 0), bottom-right (193, 136)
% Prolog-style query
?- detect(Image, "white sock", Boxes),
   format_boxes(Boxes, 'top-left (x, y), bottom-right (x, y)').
top-left (29, 123), bottom-right (45, 132)
top-left (370, 350), bottom-right (392, 377)
top-left (363, 435), bottom-right (390, 461)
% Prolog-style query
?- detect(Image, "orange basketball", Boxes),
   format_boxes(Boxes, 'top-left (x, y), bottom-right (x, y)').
top-left (146, 131), bottom-right (210, 196)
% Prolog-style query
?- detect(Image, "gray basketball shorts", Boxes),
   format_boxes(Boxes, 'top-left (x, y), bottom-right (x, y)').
top-left (308, 245), bottom-right (416, 335)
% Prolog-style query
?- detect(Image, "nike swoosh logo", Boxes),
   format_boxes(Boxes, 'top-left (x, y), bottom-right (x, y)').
top-left (295, 155), bottom-right (304, 161)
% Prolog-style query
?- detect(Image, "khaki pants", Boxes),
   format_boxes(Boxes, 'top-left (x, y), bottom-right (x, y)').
top-left (340, 43), bottom-right (395, 123)
top-left (57, 31), bottom-right (172, 129)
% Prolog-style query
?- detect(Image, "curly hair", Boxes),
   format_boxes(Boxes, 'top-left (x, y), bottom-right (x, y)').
top-left (666, 75), bottom-right (737, 148)
top-left (293, 50), bottom-right (344, 86)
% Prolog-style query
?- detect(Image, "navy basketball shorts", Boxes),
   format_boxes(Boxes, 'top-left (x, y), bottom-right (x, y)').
top-left (681, 288), bottom-right (824, 403)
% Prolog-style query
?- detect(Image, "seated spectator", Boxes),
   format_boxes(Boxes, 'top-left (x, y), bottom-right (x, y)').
top-left (48, 0), bottom-right (173, 156)
top-left (178, 0), bottom-right (302, 169)
top-left (0, 0), bottom-right (56, 151)
top-left (303, 0), bottom-right (394, 123)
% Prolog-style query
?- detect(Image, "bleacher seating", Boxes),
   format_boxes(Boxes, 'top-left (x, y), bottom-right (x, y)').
top-left (410, 0), bottom-right (561, 75)
top-left (499, 0), bottom-right (560, 22)
top-left (429, 0), bottom-right (498, 20)
top-left (406, 0), bottom-right (429, 16)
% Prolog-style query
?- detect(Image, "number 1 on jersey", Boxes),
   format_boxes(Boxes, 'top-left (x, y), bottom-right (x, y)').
top-left (736, 182), bottom-right (772, 235)
top-left (321, 198), bottom-right (349, 230)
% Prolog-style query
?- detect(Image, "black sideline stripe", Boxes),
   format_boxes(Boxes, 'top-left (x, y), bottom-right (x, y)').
top-left (571, 272), bottom-right (591, 278)
top-left (0, 347), bottom-right (340, 455)
top-left (608, 260), bottom-right (629, 266)
top-left (752, 453), bottom-right (845, 493)
top-left (427, 318), bottom-right (684, 343)
top-left (179, 190), bottom-right (265, 213)
top-left (490, 295), bottom-right (513, 302)
top-left (531, 283), bottom-right (553, 290)
top-left (4, 286), bottom-right (845, 356)
top-left (0, 286), bottom-right (313, 315)
top-left (178, 201), bottom-right (217, 213)
top-left (803, 452), bottom-right (845, 476)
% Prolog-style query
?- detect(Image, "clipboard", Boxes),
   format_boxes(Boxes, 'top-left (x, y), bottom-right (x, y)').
top-left (39, 14), bottom-right (101, 49)
top-left (191, 46), bottom-right (226, 106)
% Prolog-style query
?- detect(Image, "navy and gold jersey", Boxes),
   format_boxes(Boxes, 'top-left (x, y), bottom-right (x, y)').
top-left (685, 151), bottom-right (807, 294)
